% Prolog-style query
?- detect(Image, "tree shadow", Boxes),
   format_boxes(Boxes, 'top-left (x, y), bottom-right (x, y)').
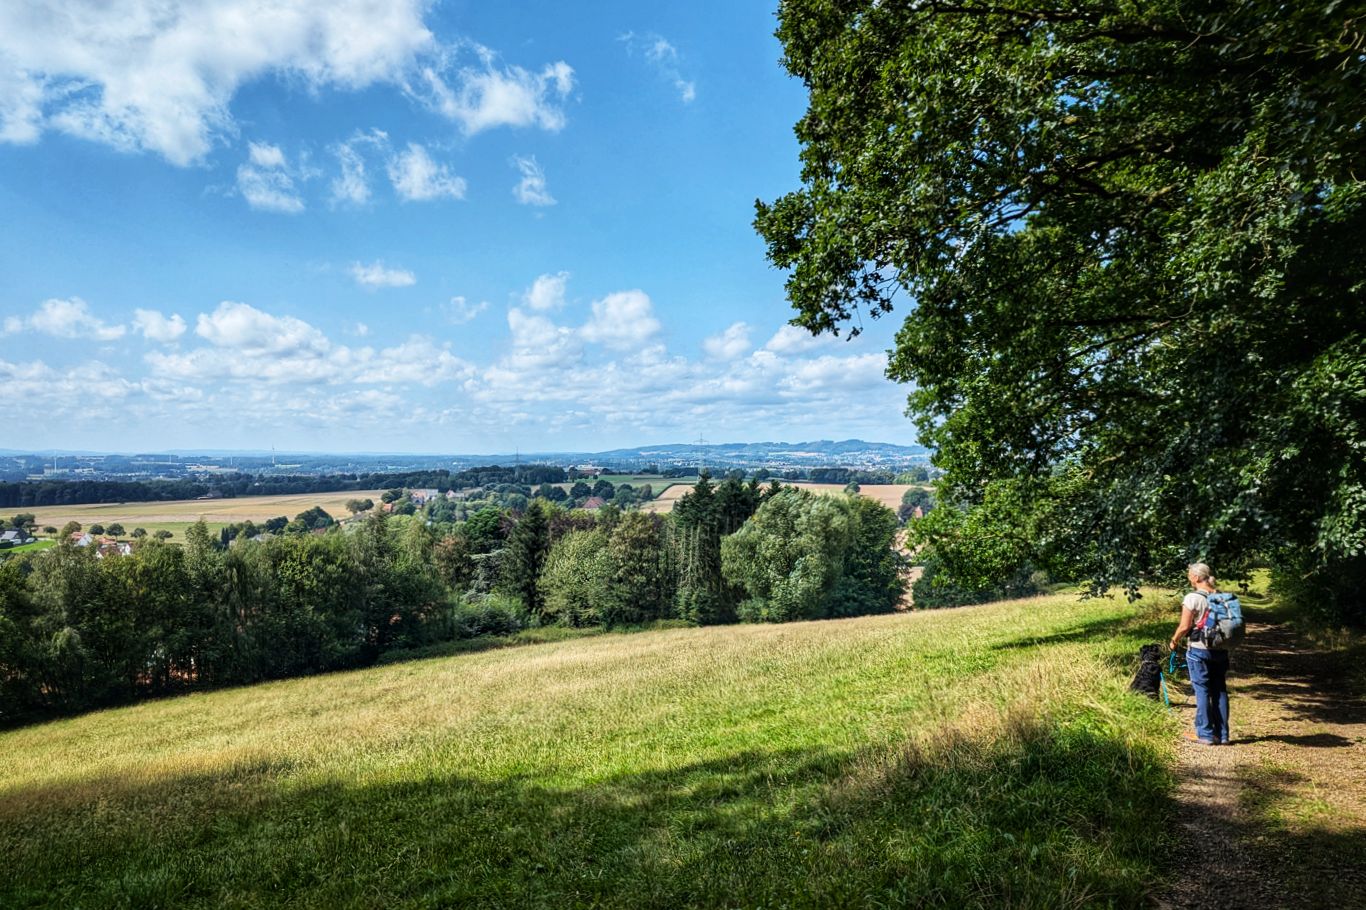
top-left (988, 615), bottom-right (1127, 652)
top-left (1233, 732), bottom-right (1358, 748)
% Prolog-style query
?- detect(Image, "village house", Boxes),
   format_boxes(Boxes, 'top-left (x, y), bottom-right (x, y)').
top-left (0, 528), bottom-right (36, 548)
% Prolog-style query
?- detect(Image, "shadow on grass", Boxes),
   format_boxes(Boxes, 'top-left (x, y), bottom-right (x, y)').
top-left (988, 614), bottom-right (1130, 652)
top-left (3, 724), bottom-right (1173, 909)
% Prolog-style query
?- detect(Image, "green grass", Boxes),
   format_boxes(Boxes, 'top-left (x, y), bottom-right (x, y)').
top-left (0, 593), bottom-right (1181, 908)
top-left (0, 539), bottom-right (54, 555)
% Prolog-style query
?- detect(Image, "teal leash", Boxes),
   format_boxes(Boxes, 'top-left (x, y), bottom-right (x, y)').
top-left (1160, 649), bottom-right (1186, 710)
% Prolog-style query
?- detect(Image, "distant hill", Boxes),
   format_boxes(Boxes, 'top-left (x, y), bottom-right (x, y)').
top-left (578, 439), bottom-right (929, 469)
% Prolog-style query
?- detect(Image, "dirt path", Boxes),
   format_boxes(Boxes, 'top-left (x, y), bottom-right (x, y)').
top-left (1155, 618), bottom-right (1366, 908)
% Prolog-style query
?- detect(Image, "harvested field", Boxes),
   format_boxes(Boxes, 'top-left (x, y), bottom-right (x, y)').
top-left (23, 490), bottom-right (388, 533)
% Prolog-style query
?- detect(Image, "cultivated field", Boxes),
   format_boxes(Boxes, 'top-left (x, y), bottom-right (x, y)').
top-left (20, 490), bottom-right (388, 538)
top-left (641, 481), bottom-right (921, 514)
top-left (0, 592), bottom-right (1177, 907)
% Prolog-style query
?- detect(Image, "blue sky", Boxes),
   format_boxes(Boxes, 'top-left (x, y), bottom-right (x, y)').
top-left (0, 1), bottom-right (915, 454)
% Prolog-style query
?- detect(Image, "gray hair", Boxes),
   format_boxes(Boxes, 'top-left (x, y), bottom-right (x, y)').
top-left (1187, 562), bottom-right (1214, 583)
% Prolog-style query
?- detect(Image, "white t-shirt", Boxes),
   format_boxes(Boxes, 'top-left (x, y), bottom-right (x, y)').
top-left (1183, 591), bottom-right (1211, 650)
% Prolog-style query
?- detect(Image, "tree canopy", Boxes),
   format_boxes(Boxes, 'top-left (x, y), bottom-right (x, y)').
top-left (757, 0), bottom-right (1366, 618)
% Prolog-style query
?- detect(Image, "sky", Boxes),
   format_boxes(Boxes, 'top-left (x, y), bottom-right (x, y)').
top-left (0, 0), bottom-right (916, 454)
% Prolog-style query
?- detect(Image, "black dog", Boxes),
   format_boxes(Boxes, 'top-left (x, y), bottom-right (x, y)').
top-left (1129, 644), bottom-right (1163, 698)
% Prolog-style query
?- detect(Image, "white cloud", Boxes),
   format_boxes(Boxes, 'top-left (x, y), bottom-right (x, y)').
top-left (329, 129), bottom-right (389, 206)
top-left (579, 290), bottom-right (662, 350)
top-left (441, 296), bottom-right (488, 324)
top-left (350, 261), bottom-right (417, 289)
top-left (236, 142), bottom-right (304, 213)
top-left (3, 297), bottom-right (126, 341)
top-left (703, 322), bottom-right (751, 360)
top-left (764, 324), bottom-right (826, 355)
top-left (511, 155), bottom-right (555, 206)
top-left (0, 357), bottom-right (136, 419)
top-left (357, 336), bottom-right (474, 386)
top-left (416, 51), bottom-right (574, 135)
top-left (620, 32), bottom-right (695, 104)
top-left (780, 352), bottom-right (889, 392)
top-left (506, 306), bottom-right (581, 370)
top-left (133, 308), bottom-right (187, 342)
top-left (386, 142), bottom-right (466, 201)
top-left (523, 272), bottom-right (569, 311)
top-left (195, 301), bottom-right (329, 356)
top-left (147, 301), bottom-right (473, 391)
top-left (0, 1), bottom-right (435, 165)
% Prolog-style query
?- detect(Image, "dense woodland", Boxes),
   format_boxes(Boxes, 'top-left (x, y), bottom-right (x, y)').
top-left (0, 477), bottom-right (906, 726)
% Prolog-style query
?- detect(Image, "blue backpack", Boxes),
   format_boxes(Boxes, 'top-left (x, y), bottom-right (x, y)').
top-left (1193, 591), bottom-right (1245, 650)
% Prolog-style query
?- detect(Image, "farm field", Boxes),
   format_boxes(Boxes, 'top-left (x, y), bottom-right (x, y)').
top-left (17, 490), bottom-right (389, 539)
top-left (642, 481), bottom-right (921, 514)
top-left (0, 591), bottom-right (1178, 908)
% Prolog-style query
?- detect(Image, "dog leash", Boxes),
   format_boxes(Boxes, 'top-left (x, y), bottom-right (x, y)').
top-left (1160, 649), bottom-right (1186, 709)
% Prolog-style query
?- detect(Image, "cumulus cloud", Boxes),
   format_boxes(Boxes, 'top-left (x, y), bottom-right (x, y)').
top-left (145, 300), bottom-right (474, 391)
top-left (523, 272), bottom-right (569, 311)
top-left (511, 155), bottom-right (555, 206)
top-left (703, 322), bottom-right (752, 360)
top-left (350, 261), bottom-right (417, 289)
top-left (0, 357), bottom-right (136, 419)
top-left (386, 142), bottom-right (466, 201)
top-left (195, 301), bottom-right (329, 356)
top-left (441, 296), bottom-right (488, 324)
top-left (3, 297), bottom-right (126, 341)
top-left (780, 352), bottom-right (889, 392)
top-left (764, 324), bottom-right (827, 355)
top-left (415, 49), bottom-right (574, 135)
top-left (236, 142), bottom-right (305, 213)
top-left (356, 336), bottom-right (474, 386)
top-left (505, 306), bottom-right (582, 370)
top-left (133, 308), bottom-right (187, 342)
top-left (579, 290), bottom-right (662, 350)
top-left (0, 1), bottom-right (434, 165)
top-left (620, 32), bottom-right (696, 103)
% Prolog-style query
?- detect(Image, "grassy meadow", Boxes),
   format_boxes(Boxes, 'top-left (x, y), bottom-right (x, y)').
top-left (0, 591), bottom-right (1182, 908)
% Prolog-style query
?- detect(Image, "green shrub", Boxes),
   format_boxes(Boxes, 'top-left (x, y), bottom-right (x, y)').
top-left (452, 593), bottom-right (527, 639)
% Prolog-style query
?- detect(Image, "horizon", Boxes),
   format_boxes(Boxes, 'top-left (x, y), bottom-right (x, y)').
top-left (0, 2), bottom-right (916, 452)
top-left (0, 436), bottom-right (929, 460)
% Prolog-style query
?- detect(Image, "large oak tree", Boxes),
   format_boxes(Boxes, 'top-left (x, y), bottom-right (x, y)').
top-left (756, 0), bottom-right (1365, 617)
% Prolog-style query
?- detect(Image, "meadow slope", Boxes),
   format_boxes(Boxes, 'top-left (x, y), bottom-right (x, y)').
top-left (1, 593), bottom-right (1179, 908)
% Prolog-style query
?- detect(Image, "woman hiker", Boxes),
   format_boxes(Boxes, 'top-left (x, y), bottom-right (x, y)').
top-left (1169, 562), bottom-right (1231, 745)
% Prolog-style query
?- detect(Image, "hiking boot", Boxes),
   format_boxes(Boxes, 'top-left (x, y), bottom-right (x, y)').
top-left (1183, 732), bottom-right (1218, 746)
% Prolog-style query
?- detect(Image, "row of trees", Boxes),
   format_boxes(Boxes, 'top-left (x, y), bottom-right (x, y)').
top-left (0, 479), bottom-right (907, 726)
top-left (0, 517), bottom-right (446, 724)
top-left (0, 466), bottom-right (570, 510)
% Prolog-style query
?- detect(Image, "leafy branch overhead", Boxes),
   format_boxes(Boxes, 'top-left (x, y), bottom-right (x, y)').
top-left (757, 0), bottom-right (1366, 614)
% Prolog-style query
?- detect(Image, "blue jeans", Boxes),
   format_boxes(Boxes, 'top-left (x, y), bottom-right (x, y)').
top-left (1186, 647), bottom-right (1230, 743)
